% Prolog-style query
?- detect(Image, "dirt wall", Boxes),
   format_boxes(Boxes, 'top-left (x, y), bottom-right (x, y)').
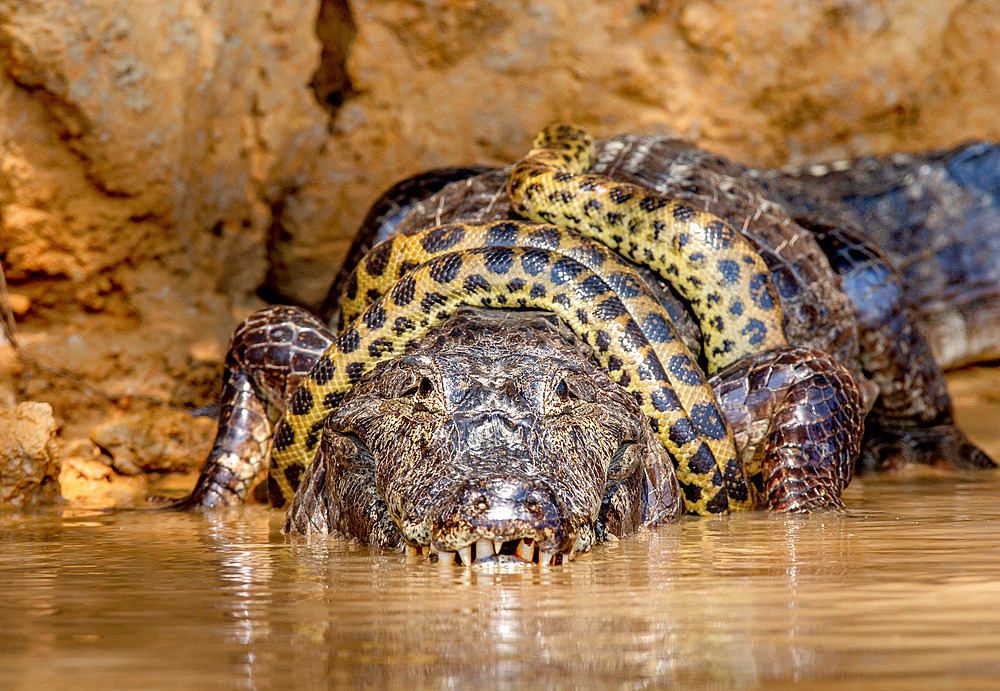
top-left (2, 0), bottom-right (999, 498)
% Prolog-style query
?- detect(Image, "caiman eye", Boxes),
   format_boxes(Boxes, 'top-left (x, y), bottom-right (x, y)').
top-left (400, 376), bottom-right (435, 398)
top-left (549, 374), bottom-right (595, 410)
top-left (554, 379), bottom-right (570, 402)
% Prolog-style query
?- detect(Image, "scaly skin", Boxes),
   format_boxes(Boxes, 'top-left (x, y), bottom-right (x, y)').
top-left (710, 345), bottom-right (863, 511)
top-left (322, 166), bottom-right (490, 327)
top-left (337, 220), bottom-right (752, 511)
top-left (508, 125), bottom-right (787, 373)
top-left (271, 241), bottom-right (742, 515)
top-left (179, 306), bottom-right (335, 508)
top-left (755, 141), bottom-right (1000, 369)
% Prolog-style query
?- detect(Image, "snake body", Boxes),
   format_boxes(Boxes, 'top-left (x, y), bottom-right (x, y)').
top-left (268, 126), bottom-right (800, 513)
top-left (508, 125), bottom-right (787, 373)
top-left (338, 220), bottom-right (759, 511)
top-left (271, 239), bottom-right (748, 514)
top-left (321, 167), bottom-right (491, 322)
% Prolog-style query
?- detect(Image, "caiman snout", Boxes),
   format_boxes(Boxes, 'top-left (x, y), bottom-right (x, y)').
top-left (426, 476), bottom-right (579, 566)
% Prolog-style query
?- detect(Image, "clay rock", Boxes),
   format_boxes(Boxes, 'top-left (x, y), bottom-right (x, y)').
top-left (0, 401), bottom-right (61, 505)
top-left (58, 439), bottom-right (150, 505)
top-left (0, 0), bottom-right (327, 289)
top-left (90, 410), bottom-right (215, 475)
top-left (0, 0), bottom-right (328, 466)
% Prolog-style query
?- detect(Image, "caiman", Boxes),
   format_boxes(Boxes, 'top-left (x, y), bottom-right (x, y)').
top-left (176, 128), bottom-right (997, 566)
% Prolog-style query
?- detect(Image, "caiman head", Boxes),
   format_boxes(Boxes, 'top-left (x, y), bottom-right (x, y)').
top-left (285, 308), bottom-right (682, 565)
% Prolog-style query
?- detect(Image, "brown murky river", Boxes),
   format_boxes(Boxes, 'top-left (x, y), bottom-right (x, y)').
top-left (2, 367), bottom-right (999, 688)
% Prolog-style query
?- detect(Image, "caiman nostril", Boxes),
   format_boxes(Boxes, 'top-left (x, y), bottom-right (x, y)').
top-left (431, 476), bottom-right (568, 551)
top-left (497, 415), bottom-right (519, 435)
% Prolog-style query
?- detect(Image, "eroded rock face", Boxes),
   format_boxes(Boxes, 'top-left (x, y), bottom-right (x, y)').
top-left (2, 1), bottom-right (999, 499)
top-left (0, 402), bottom-right (60, 505)
top-left (0, 0), bottom-right (330, 470)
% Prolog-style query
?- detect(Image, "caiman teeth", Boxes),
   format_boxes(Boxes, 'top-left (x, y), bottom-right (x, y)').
top-left (421, 537), bottom-right (578, 565)
top-left (515, 538), bottom-right (535, 562)
top-left (477, 539), bottom-right (496, 558)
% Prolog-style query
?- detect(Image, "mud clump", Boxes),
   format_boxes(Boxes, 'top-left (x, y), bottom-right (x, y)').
top-left (90, 411), bottom-right (216, 476)
top-left (0, 401), bottom-right (60, 505)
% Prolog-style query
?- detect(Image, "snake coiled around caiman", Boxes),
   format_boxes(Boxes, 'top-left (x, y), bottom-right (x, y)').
top-left (273, 239), bottom-right (747, 514)
top-left (258, 125), bottom-right (859, 517)
top-left (178, 122), bottom-right (1000, 563)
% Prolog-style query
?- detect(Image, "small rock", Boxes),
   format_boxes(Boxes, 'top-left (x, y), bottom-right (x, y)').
top-left (0, 401), bottom-right (61, 505)
top-left (90, 409), bottom-right (215, 475)
top-left (61, 444), bottom-right (114, 481)
top-left (59, 452), bottom-right (149, 506)
top-left (71, 458), bottom-right (115, 481)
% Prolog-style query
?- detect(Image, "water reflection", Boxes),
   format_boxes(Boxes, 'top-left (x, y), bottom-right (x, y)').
top-left (2, 473), bottom-right (1000, 686)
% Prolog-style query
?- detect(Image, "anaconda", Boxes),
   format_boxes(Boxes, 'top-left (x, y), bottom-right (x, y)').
top-left (378, 131), bottom-right (994, 473)
top-left (335, 220), bottom-right (752, 515)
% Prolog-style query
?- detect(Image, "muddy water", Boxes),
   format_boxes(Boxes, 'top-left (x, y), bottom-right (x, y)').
top-left (3, 372), bottom-right (1000, 688)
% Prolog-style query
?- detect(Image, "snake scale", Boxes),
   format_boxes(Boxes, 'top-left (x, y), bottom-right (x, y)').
top-left (265, 125), bottom-right (800, 515)
top-left (508, 125), bottom-right (787, 373)
top-left (338, 220), bottom-right (765, 510)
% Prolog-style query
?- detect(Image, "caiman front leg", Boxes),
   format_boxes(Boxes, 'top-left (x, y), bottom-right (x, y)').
top-left (178, 306), bottom-right (336, 507)
top-left (711, 346), bottom-right (866, 512)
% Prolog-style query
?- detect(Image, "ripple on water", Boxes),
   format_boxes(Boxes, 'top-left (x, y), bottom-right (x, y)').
top-left (2, 473), bottom-right (1000, 687)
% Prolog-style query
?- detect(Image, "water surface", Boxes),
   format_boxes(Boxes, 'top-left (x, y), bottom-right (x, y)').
top-left (3, 472), bottom-right (1000, 688)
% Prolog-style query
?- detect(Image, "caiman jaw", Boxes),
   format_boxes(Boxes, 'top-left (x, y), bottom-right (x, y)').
top-left (404, 536), bottom-right (589, 566)
top-left (410, 474), bottom-right (594, 566)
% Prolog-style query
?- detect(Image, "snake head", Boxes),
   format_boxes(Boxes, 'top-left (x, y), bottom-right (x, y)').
top-left (286, 308), bottom-right (683, 566)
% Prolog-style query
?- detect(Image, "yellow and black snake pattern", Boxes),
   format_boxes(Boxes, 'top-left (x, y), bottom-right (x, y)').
top-left (508, 124), bottom-right (787, 374)
top-left (270, 241), bottom-right (749, 514)
top-left (338, 220), bottom-right (754, 511)
top-left (268, 124), bottom-right (791, 515)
